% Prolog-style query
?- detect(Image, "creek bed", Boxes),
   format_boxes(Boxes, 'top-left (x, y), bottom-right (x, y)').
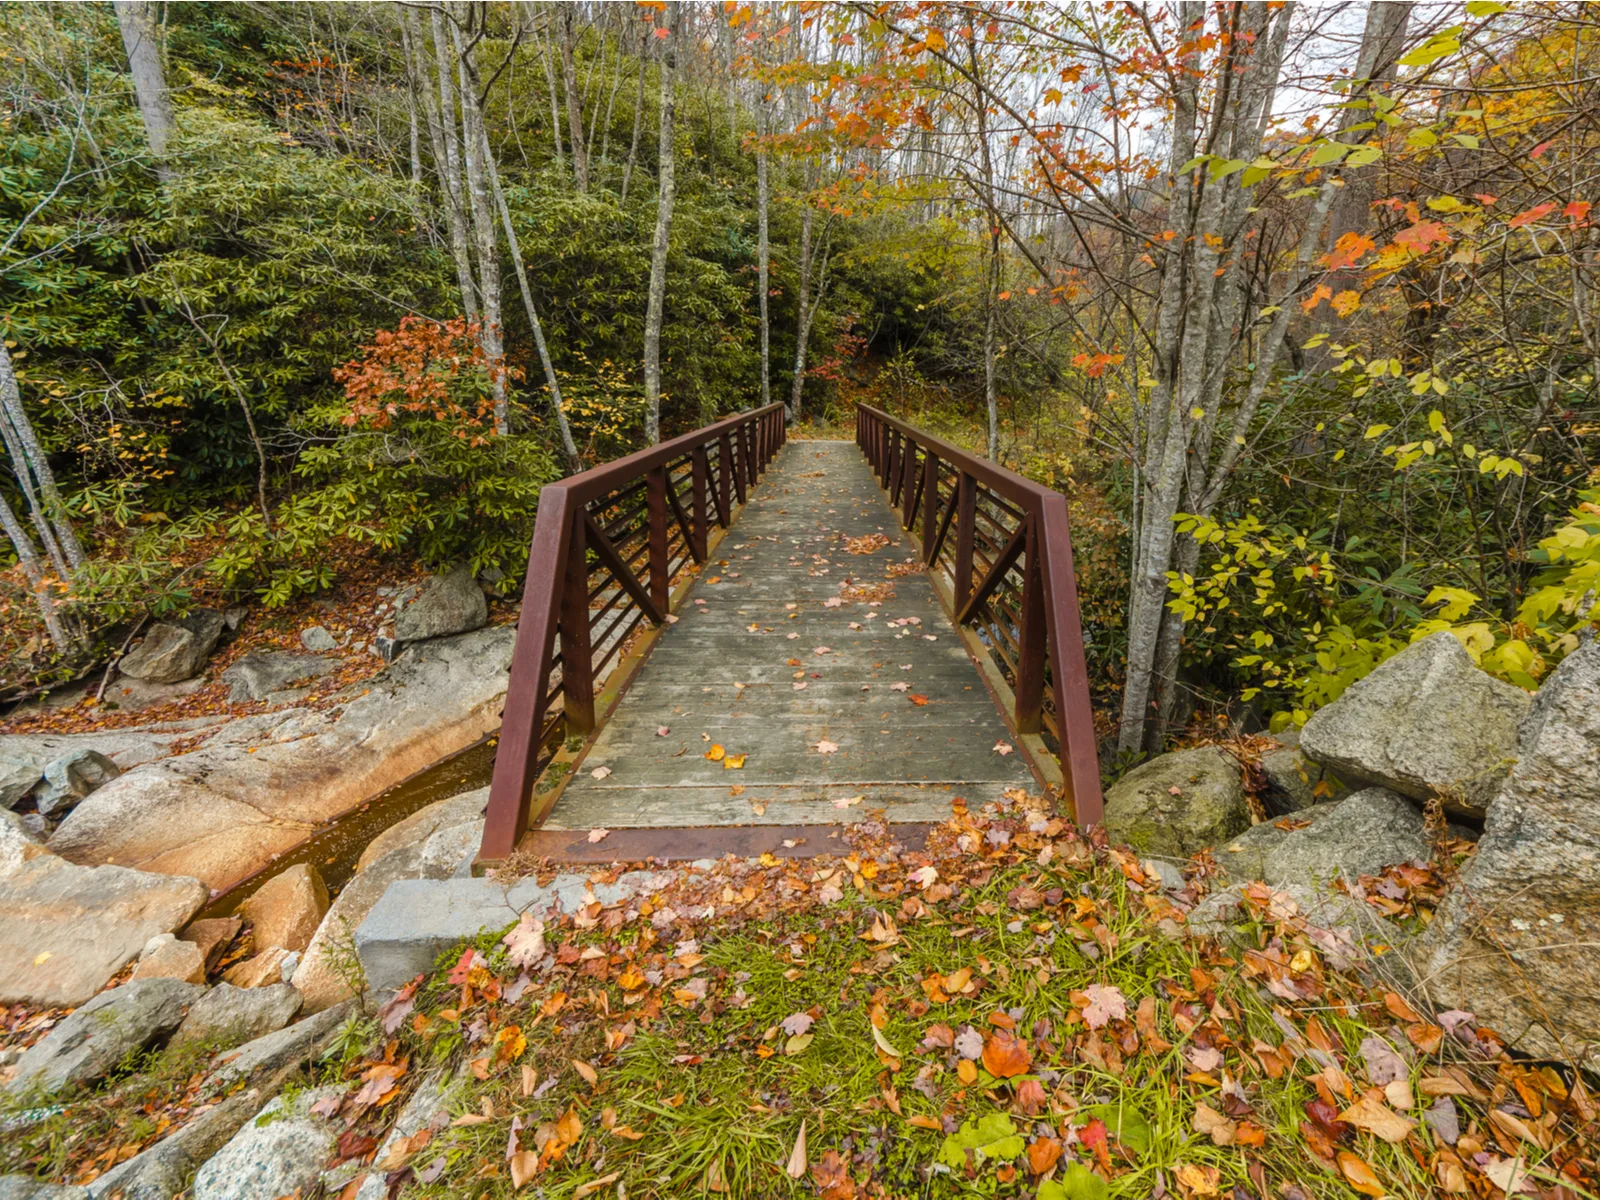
top-left (195, 736), bottom-right (498, 920)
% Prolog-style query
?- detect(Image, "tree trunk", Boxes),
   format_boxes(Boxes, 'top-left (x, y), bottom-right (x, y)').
top-left (788, 197), bottom-right (814, 421)
top-left (0, 490), bottom-right (69, 652)
top-left (113, 0), bottom-right (175, 182)
top-left (538, 18), bottom-right (565, 175)
top-left (620, 19), bottom-right (648, 203)
top-left (426, 6), bottom-right (480, 320)
top-left (641, 0), bottom-right (679, 444)
top-left (484, 125), bottom-right (581, 465)
top-left (560, 5), bottom-right (589, 192)
top-left (452, 15), bottom-right (509, 435)
top-left (757, 140), bottom-right (771, 410)
top-left (0, 340), bottom-right (86, 573)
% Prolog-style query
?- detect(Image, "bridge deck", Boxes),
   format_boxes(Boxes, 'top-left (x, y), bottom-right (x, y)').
top-left (542, 440), bottom-right (1036, 837)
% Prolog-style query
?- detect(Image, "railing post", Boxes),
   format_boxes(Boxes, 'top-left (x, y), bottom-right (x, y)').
top-left (886, 428), bottom-right (899, 492)
top-left (1014, 512), bottom-right (1047, 734)
top-left (901, 436), bottom-right (917, 527)
top-left (738, 421), bottom-right (753, 503)
top-left (716, 433), bottom-right (733, 526)
top-left (920, 449), bottom-right (938, 546)
top-left (558, 514), bottom-right (596, 734)
top-left (647, 466), bottom-right (670, 611)
top-left (691, 445), bottom-right (710, 560)
top-left (954, 471), bottom-right (975, 612)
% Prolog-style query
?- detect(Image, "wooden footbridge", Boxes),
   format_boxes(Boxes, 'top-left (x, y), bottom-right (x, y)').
top-left (477, 404), bottom-right (1102, 866)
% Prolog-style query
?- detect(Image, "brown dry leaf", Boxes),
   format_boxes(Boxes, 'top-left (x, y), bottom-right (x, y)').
top-left (573, 1060), bottom-right (598, 1087)
top-left (1026, 1136), bottom-right (1062, 1176)
top-left (1336, 1151), bottom-right (1386, 1198)
top-left (1194, 1102), bottom-right (1237, 1146)
top-left (981, 1029), bottom-right (1032, 1078)
top-left (1174, 1162), bottom-right (1221, 1197)
top-left (1340, 1090), bottom-right (1417, 1144)
top-left (785, 1119), bottom-right (808, 1179)
top-left (1136, 996), bottom-right (1173, 1053)
top-left (572, 1172), bottom-right (622, 1199)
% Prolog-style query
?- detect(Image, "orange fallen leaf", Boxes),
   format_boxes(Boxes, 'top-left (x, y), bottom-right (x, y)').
top-left (981, 1029), bottom-right (1032, 1078)
top-left (1337, 1151), bottom-right (1386, 1198)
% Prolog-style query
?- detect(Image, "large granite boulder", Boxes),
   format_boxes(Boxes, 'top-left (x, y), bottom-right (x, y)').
top-left (0, 849), bottom-right (209, 1007)
top-left (394, 566), bottom-right (487, 642)
top-left (86, 1086), bottom-right (269, 1200)
top-left (1259, 732), bottom-right (1346, 814)
top-left (0, 1178), bottom-right (89, 1199)
top-left (239, 863), bottom-right (328, 953)
top-left (191, 1085), bottom-right (341, 1200)
top-left (4, 978), bottom-right (201, 1097)
top-left (1418, 635), bottom-right (1600, 1060)
top-left (1218, 788), bottom-right (1433, 886)
top-left (1, 756), bottom-right (41, 810)
top-left (292, 789), bottom-right (485, 1012)
top-left (221, 652), bottom-right (336, 703)
top-left (1103, 746), bottom-right (1249, 858)
top-left (172, 983), bottom-right (302, 1050)
top-left (49, 629), bottom-right (513, 893)
top-left (1300, 632), bottom-right (1530, 819)
top-left (118, 610), bottom-right (226, 684)
top-left (206, 1003), bottom-right (352, 1088)
top-left (29, 750), bottom-right (120, 819)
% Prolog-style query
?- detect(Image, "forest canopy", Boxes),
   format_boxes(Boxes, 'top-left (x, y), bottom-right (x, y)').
top-left (2, 0), bottom-right (1598, 758)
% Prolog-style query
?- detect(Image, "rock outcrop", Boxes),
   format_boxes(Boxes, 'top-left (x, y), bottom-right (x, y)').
top-left (1418, 635), bottom-right (1600, 1060)
top-left (191, 1086), bottom-right (342, 1200)
top-left (1102, 746), bottom-right (1249, 858)
top-left (118, 610), bottom-right (227, 684)
top-left (0, 847), bottom-right (208, 1007)
top-left (292, 788), bottom-right (487, 1012)
top-left (1300, 632), bottom-right (1530, 818)
top-left (239, 863), bottom-right (328, 953)
top-left (172, 983), bottom-right (302, 1049)
top-left (49, 628), bottom-right (514, 891)
top-left (4, 978), bottom-right (201, 1096)
top-left (1218, 788), bottom-right (1435, 887)
top-left (394, 566), bottom-right (487, 642)
top-left (222, 651), bottom-right (336, 704)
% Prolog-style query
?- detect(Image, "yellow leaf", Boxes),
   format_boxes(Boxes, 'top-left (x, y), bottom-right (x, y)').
top-left (1339, 1090), bottom-right (1417, 1143)
top-left (705, 744), bottom-right (725, 762)
top-left (723, 753), bottom-right (746, 770)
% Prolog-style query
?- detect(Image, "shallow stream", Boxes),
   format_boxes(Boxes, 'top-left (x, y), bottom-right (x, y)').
top-left (195, 736), bottom-right (499, 920)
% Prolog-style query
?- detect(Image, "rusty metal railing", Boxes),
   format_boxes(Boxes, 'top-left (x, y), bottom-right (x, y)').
top-left (479, 403), bottom-right (788, 861)
top-left (856, 404), bottom-right (1103, 826)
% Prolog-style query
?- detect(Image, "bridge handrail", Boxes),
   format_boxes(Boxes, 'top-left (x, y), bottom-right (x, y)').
top-left (480, 403), bottom-right (789, 861)
top-left (855, 404), bottom-right (1103, 825)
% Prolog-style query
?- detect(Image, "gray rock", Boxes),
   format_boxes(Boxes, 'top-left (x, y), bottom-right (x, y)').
top-left (1419, 636), bottom-right (1600, 1060)
top-left (221, 652), bottom-right (336, 703)
top-left (5, 978), bottom-right (202, 1097)
top-left (1263, 788), bottom-right (1433, 887)
top-left (1216, 804), bottom-right (1342, 881)
top-left (0, 1178), bottom-right (91, 1200)
top-left (299, 625), bottom-right (338, 653)
top-left (99, 674), bottom-right (208, 714)
top-left (207, 1002), bottom-right (353, 1088)
top-left (118, 611), bottom-right (226, 684)
top-left (1102, 746), bottom-right (1249, 857)
top-left (2, 808), bottom-right (45, 866)
top-left (223, 607), bottom-right (248, 632)
top-left (1, 757), bottom-right (41, 810)
top-left (0, 853), bottom-right (208, 1007)
top-left (1300, 632), bottom-right (1530, 819)
top-left (87, 1086), bottom-right (269, 1200)
top-left (357, 789), bottom-right (488, 875)
top-left (49, 627), bottom-right (515, 895)
top-left (30, 750), bottom-right (120, 819)
top-left (172, 983), bottom-right (302, 1050)
top-left (191, 1085), bottom-right (341, 1200)
top-left (373, 635), bottom-right (401, 663)
top-left (393, 567), bottom-right (487, 642)
top-left (356, 869), bottom-right (673, 994)
top-left (1260, 744), bottom-right (1345, 813)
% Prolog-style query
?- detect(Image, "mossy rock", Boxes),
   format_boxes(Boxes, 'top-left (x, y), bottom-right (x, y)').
top-left (1103, 746), bottom-right (1249, 857)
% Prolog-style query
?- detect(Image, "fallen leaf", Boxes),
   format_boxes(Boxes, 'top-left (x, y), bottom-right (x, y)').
top-left (1082, 983), bottom-right (1127, 1030)
top-left (705, 744), bottom-right (726, 762)
top-left (573, 1172), bottom-right (622, 1199)
top-left (993, 741), bottom-right (1013, 756)
top-left (786, 1120), bottom-right (808, 1179)
top-left (1026, 1136), bottom-right (1062, 1176)
top-left (724, 753), bottom-right (746, 769)
top-left (815, 739), bottom-right (839, 754)
top-left (586, 828), bottom-right (610, 844)
top-left (1339, 1090), bottom-right (1416, 1144)
top-left (656, 726), bottom-right (671, 736)
top-left (981, 1029), bottom-right (1032, 1078)
top-left (573, 1060), bottom-right (598, 1086)
top-left (590, 766), bottom-right (612, 780)
top-left (1336, 1151), bottom-right (1386, 1198)
top-left (1194, 1102), bottom-right (1236, 1146)
top-left (502, 913), bottom-right (546, 969)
